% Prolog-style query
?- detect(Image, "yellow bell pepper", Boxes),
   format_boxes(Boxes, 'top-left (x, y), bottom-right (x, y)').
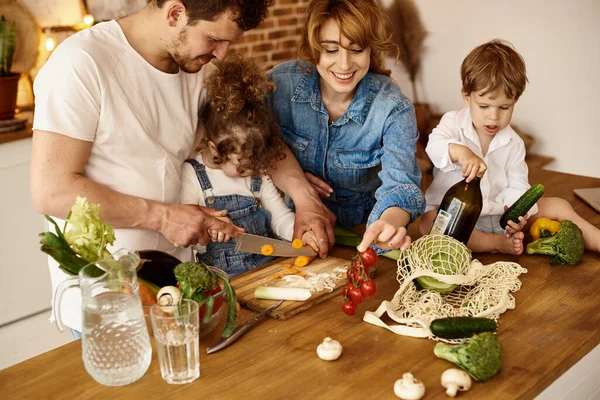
top-left (530, 218), bottom-right (561, 240)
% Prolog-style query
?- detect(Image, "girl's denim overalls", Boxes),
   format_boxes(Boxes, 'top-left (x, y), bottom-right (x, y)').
top-left (185, 159), bottom-right (277, 277)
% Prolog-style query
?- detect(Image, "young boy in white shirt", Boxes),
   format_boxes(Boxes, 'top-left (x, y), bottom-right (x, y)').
top-left (420, 39), bottom-right (600, 255)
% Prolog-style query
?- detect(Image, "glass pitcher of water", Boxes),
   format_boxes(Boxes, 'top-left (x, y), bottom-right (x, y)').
top-left (53, 249), bottom-right (152, 386)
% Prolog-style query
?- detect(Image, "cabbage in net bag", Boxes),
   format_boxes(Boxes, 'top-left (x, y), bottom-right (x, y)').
top-left (363, 235), bottom-right (527, 343)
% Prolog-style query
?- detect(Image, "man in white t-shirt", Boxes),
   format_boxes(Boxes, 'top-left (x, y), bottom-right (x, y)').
top-left (30, 0), bottom-right (336, 333)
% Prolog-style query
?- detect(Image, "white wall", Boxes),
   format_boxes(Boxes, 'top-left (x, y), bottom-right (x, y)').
top-left (384, 0), bottom-right (600, 178)
top-left (0, 139), bottom-right (52, 326)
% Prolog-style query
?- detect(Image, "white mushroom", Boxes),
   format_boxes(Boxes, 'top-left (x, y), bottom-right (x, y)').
top-left (156, 286), bottom-right (181, 313)
top-left (316, 337), bottom-right (342, 361)
top-left (394, 372), bottom-right (425, 400)
top-left (441, 368), bottom-right (472, 397)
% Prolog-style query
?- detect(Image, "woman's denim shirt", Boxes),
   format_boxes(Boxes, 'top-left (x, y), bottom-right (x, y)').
top-left (267, 60), bottom-right (425, 226)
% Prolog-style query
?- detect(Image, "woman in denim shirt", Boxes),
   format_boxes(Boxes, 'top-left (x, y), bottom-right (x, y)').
top-left (267, 0), bottom-right (425, 252)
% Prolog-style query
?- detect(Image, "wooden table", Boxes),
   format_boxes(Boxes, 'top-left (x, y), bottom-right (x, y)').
top-left (1, 168), bottom-right (599, 399)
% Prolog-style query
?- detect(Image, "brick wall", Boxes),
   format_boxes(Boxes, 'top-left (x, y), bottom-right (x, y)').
top-left (230, 0), bottom-right (309, 69)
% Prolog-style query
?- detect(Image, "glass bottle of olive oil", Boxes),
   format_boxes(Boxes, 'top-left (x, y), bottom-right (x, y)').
top-left (429, 176), bottom-right (483, 244)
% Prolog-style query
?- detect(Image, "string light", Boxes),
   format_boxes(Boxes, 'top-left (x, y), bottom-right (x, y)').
top-left (44, 28), bottom-right (55, 52)
top-left (82, 14), bottom-right (95, 27)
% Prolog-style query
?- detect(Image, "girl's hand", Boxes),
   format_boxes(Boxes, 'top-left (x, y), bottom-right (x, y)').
top-left (304, 172), bottom-right (333, 198)
top-left (208, 214), bottom-right (235, 243)
top-left (301, 230), bottom-right (320, 254)
top-left (503, 205), bottom-right (528, 236)
top-left (357, 219), bottom-right (412, 252)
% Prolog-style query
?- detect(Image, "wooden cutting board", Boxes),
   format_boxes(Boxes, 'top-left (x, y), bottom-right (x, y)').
top-left (231, 255), bottom-right (351, 320)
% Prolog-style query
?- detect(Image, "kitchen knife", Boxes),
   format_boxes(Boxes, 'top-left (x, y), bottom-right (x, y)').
top-left (234, 233), bottom-right (316, 257)
top-left (206, 300), bottom-right (284, 354)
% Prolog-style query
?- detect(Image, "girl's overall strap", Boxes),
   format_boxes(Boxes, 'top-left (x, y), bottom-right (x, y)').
top-left (185, 158), bottom-right (215, 205)
top-left (250, 176), bottom-right (262, 205)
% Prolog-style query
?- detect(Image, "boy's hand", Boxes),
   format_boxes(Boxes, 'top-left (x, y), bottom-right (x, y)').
top-left (502, 205), bottom-right (528, 236)
top-left (449, 144), bottom-right (487, 182)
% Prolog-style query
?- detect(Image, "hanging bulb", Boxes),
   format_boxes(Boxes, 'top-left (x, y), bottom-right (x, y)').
top-left (44, 28), bottom-right (55, 51)
top-left (82, 14), bottom-right (94, 26)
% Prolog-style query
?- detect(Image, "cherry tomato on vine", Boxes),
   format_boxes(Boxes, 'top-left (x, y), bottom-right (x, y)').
top-left (342, 300), bottom-right (357, 316)
top-left (346, 267), bottom-right (363, 286)
top-left (360, 280), bottom-right (377, 298)
top-left (348, 286), bottom-right (364, 305)
top-left (341, 286), bottom-right (348, 298)
top-left (359, 247), bottom-right (377, 268)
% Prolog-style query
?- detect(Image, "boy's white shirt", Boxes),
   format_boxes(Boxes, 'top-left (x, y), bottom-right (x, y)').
top-left (180, 155), bottom-right (295, 245)
top-left (425, 107), bottom-right (538, 232)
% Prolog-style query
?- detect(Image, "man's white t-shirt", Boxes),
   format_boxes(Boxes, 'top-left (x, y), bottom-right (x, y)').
top-left (33, 21), bottom-right (212, 330)
top-left (425, 107), bottom-right (538, 233)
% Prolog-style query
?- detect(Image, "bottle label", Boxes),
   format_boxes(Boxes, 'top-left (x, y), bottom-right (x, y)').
top-left (430, 210), bottom-right (452, 235)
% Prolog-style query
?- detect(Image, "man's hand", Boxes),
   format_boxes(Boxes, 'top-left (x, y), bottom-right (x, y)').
top-left (304, 172), bottom-right (333, 198)
top-left (158, 204), bottom-right (244, 247)
top-left (293, 195), bottom-right (336, 258)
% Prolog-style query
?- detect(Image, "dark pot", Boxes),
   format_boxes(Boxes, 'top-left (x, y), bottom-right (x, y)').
top-left (0, 74), bottom-right (21, 120)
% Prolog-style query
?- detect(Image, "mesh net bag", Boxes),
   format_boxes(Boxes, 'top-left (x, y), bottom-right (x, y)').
top-left (363, 235), bottom-right (527, 343)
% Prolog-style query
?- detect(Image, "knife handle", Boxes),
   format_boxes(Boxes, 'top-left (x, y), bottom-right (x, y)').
top-left (206, 301), bottom-right (283, 354)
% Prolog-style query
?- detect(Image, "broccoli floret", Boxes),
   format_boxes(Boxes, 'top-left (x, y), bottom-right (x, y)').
top-left (434, 332), bottom-right (503, 382)
top-left (173, 261), bottom-right (238, 338)
top-left (173, 261), bottom-right (218, 300)
top-left (526, 220), bottom-right (584, 265)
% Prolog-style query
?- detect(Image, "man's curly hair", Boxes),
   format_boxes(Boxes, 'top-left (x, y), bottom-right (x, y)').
top-left (201, 54), bottom-right (286, 176)
top-left (153, 0), bottom-right (274, 30)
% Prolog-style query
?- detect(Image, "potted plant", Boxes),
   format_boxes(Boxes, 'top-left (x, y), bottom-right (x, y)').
top-left (0, 15), bottom-right (19, 120)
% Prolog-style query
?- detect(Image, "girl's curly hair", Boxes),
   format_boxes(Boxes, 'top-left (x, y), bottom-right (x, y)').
top-left (201, 54), bottom-right (286, 176)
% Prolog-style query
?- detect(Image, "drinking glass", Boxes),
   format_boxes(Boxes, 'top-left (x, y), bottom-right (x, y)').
top-left (150, 299), bottom-right (200, 384)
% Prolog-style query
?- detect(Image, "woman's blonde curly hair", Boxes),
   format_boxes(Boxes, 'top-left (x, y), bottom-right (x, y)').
top-left (201, 54), bottom-right (285, 175)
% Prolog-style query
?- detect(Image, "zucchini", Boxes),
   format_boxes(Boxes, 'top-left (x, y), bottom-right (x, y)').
top-left (499, 183), bottom-right (544, 228)
top-left (430, 317), bottom-right (497, 339)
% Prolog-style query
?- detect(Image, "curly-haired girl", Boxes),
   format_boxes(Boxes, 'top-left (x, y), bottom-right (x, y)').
top-left (180, 55), bottom-right (317, 277)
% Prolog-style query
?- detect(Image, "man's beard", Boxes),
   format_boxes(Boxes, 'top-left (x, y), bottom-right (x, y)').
top-left (169, 27), bottom-right (213, 73)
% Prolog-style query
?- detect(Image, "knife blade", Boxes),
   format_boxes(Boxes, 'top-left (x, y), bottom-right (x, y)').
top-left (206, 300), bottom-right (284, 354)
top-left (234, 233), bottom-right (316, 257)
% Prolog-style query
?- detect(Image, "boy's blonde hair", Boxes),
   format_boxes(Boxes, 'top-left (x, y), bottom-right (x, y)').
top-left (298, 0), bottom-right (398, 76)
top-left (461, 39), bottom-right (528, 100)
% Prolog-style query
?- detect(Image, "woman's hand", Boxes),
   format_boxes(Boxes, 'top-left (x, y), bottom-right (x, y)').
top-left (357, 219), bottom-right (412, 252)
top-left (304, 172), bottom-right (333, 198)
top-left (301, 230), bottom-right (320, 253)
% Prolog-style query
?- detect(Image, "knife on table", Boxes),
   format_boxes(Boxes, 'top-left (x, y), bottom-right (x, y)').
top-left (206, 300), bottom-right (284, 354)
top-left (234, 233), bottom-right (316, 257)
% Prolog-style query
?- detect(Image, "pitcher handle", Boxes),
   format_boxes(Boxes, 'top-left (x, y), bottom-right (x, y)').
top-left (53, 276), bottom-right (80, 332)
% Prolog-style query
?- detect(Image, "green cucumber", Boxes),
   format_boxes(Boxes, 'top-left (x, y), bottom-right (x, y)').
top-left (430, 317), bottom-right (497, 339)
top-left (499, 183), bottom-right (545, 228)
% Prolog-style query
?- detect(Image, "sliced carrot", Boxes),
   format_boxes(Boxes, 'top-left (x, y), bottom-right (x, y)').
top-left (270, 273), bottom-right (282, 280)
top-left (280, 263), bottom-right (294, 269)
top-left (294, 272), bottom-right (306, 277)
top-left (261, 244), bottom-right (275, 256)
top-left (294, 256), bottom-right (310, 268)
top-left (292, 238), bottom-right (304, 250)
top-left (295, 245), bottom-right (317, 268)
